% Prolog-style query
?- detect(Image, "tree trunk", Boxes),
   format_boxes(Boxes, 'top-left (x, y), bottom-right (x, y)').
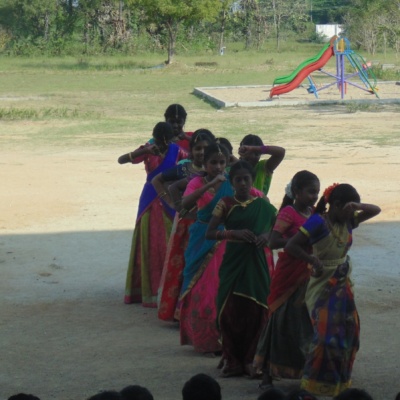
top-left (245, 27), bottom-right (251, 49)
top-left (166, 20), bottom-right (179, 64)
top-left (119, 0), bottom-right (123, 19)
top-left (84, 13), bottom-right (89, 53)
top-left (68, 0), bottom-right (73, 16)
top-left (219, 9), bottom-right (226, 53)
top-left (272, 0), bottom-right (279, 50)
top-left (44, 11), bottom-right (49, 41)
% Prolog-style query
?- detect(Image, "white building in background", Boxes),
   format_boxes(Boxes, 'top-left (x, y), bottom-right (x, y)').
top-left (316, 24), bottom-right (343, 41)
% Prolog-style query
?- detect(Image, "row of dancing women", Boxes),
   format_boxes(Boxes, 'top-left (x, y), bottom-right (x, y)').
top-left (118, 104), bottom-right (381, 398)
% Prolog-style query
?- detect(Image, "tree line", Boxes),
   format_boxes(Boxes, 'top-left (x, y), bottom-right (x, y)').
top-left (0, 0), bottom-right (399, 62)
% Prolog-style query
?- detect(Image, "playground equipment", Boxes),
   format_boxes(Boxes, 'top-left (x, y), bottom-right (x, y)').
top-left (269, 36), bottom-right (379, 99)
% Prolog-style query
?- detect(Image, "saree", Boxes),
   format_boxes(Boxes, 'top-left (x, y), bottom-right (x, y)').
top-left (253, 159), bottom-right (273, 196)
top-left (253, 159), bottom-right (275, 277)
top-left (299, 213), bottom-right (360, 397)
top-left (157, 161), bottom-right (204, 321)
top-left (216, 197), bottom-right (276, 373)
top-left (124, 143), bottom-right (183, 307)
top-left (255, 206), bottom-right (313, 379)
top-left (179, 176), bottom-right (233, 353)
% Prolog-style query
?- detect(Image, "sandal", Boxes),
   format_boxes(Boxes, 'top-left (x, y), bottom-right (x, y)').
top-left (244, 364), bottom-right (263, 379)
top-left (220, 365), bottom-right (244, 378)
top-left (258, 373), bottom-right (273, 390)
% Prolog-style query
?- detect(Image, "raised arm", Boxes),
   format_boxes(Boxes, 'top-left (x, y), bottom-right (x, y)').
top-left (344, 202), bottom-right (381, 224)
top-left (264, 145), bottom-right (286, 173)
top-left (181, 174), bottom-right (226, 211)
top-left (118, 144), bottom-right (158, 164)
top-left (238, 144), bottom-right (285, 172)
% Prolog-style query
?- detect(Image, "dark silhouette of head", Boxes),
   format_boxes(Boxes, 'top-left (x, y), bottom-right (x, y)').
top-left (182, 373), bottom-right (221, 400)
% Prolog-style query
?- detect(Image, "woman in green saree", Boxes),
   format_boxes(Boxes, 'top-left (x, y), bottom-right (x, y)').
top-left (206, 161), bottom-right (277, 377)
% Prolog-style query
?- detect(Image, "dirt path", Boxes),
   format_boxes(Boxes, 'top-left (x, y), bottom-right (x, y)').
top-left (1, 105), bottom-right (400, 400)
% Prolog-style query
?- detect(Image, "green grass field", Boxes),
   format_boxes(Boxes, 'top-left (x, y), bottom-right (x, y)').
top-left (0, 45), bottom-right (399, 150)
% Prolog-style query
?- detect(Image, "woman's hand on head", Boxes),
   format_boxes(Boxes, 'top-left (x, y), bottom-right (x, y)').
top-left (238, 145), bottom-right (250, 156)
top-left (343, 201), bottom-right (359, 212)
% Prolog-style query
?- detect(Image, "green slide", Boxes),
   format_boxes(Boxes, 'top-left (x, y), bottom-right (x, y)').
top-left (347, 52), bottom-right (379, 98)
top-left (273, 42), bottom-right (331, 85)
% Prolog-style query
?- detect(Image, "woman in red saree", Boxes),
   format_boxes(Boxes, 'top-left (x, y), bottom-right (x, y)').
top-left (153, 130), bottom-right (215, 321)
top-left (178, 143), bottom-right (233, 353)
top-left (254, 170), bottom-right (320, 388)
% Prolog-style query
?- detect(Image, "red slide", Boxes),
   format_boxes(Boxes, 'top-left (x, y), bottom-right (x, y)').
top-left (269, 45), bottom-right (334, 98)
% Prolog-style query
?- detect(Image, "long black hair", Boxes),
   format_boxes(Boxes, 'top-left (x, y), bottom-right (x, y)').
top-left (203, 143), bottom-right (229, 163)
top-left (240, 134), bottom-right (263, 147)
top-left (164, 104), bottom-right (187, 121)
top-left (189, 129), bottom-right (215, 150)
top-left (229, 160), bottom-right (255, 183)
top-left (280, 170), bottom-right (319, 210)
top-left (315, 183), bottom-right (360, 214)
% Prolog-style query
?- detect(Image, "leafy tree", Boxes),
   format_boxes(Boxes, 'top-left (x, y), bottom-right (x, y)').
top-left (0, 0), bottom-right (59, 40)
top-left (344, 0), bottom-right (393, 55)
top-left (309, 0), bottom-right (353, 24)
top-left (263, 0), bottom-right (308, 50)
top-left (136, 0), bottom-right (223, 63)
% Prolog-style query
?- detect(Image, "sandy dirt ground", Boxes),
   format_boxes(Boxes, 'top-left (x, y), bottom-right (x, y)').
top-left (1, 104), bottom-right (400, 400)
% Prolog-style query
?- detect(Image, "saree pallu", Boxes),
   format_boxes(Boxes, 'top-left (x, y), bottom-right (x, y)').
top-left (255, 205), bottom-right (313, 378)
top-left (217, 198), bottom-right (276, 370)
top-left (124, 145), bottom-right (179, 307)
top-left (157, 214), bottom-right (194, 321)
top-left (259, 284), bottom-right (313, 379)
top-left (253, 159), bottom-right (275, 277)
top-left (179, 179), bottom-right (233, 353)
top-left (301, 257), bottom-right (360, 397)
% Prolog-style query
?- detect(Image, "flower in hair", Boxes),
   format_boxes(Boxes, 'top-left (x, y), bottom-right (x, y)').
top-left (323, 183), bottom-right (340, 203)
top-left (285, 181), bottom-right (294, 200)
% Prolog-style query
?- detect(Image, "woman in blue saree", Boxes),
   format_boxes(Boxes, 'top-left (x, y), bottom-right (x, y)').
top-left (178, 143), bottom-right (232, 353)
top-left (118, 122), bottom-right (187, 307)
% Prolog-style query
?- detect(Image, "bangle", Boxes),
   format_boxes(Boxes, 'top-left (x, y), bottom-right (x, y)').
top-left (128, 152), bottom-right (134, 162)
top-left (220, 230), bottom-right (233, 240)
top-left (260, 145), bottom-right (270, 154)
top-left (159, 191), bottom-right (167, 198)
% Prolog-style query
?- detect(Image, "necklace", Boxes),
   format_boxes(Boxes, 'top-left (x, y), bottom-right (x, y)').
top-left (325, 216), bottom-right (347, 248)
top-left (233, 195), bottom-right (254, 208)
top-left (204, 176), bottom-right (215, 194)
top-left (190, 163), bottom-right (203, 172)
